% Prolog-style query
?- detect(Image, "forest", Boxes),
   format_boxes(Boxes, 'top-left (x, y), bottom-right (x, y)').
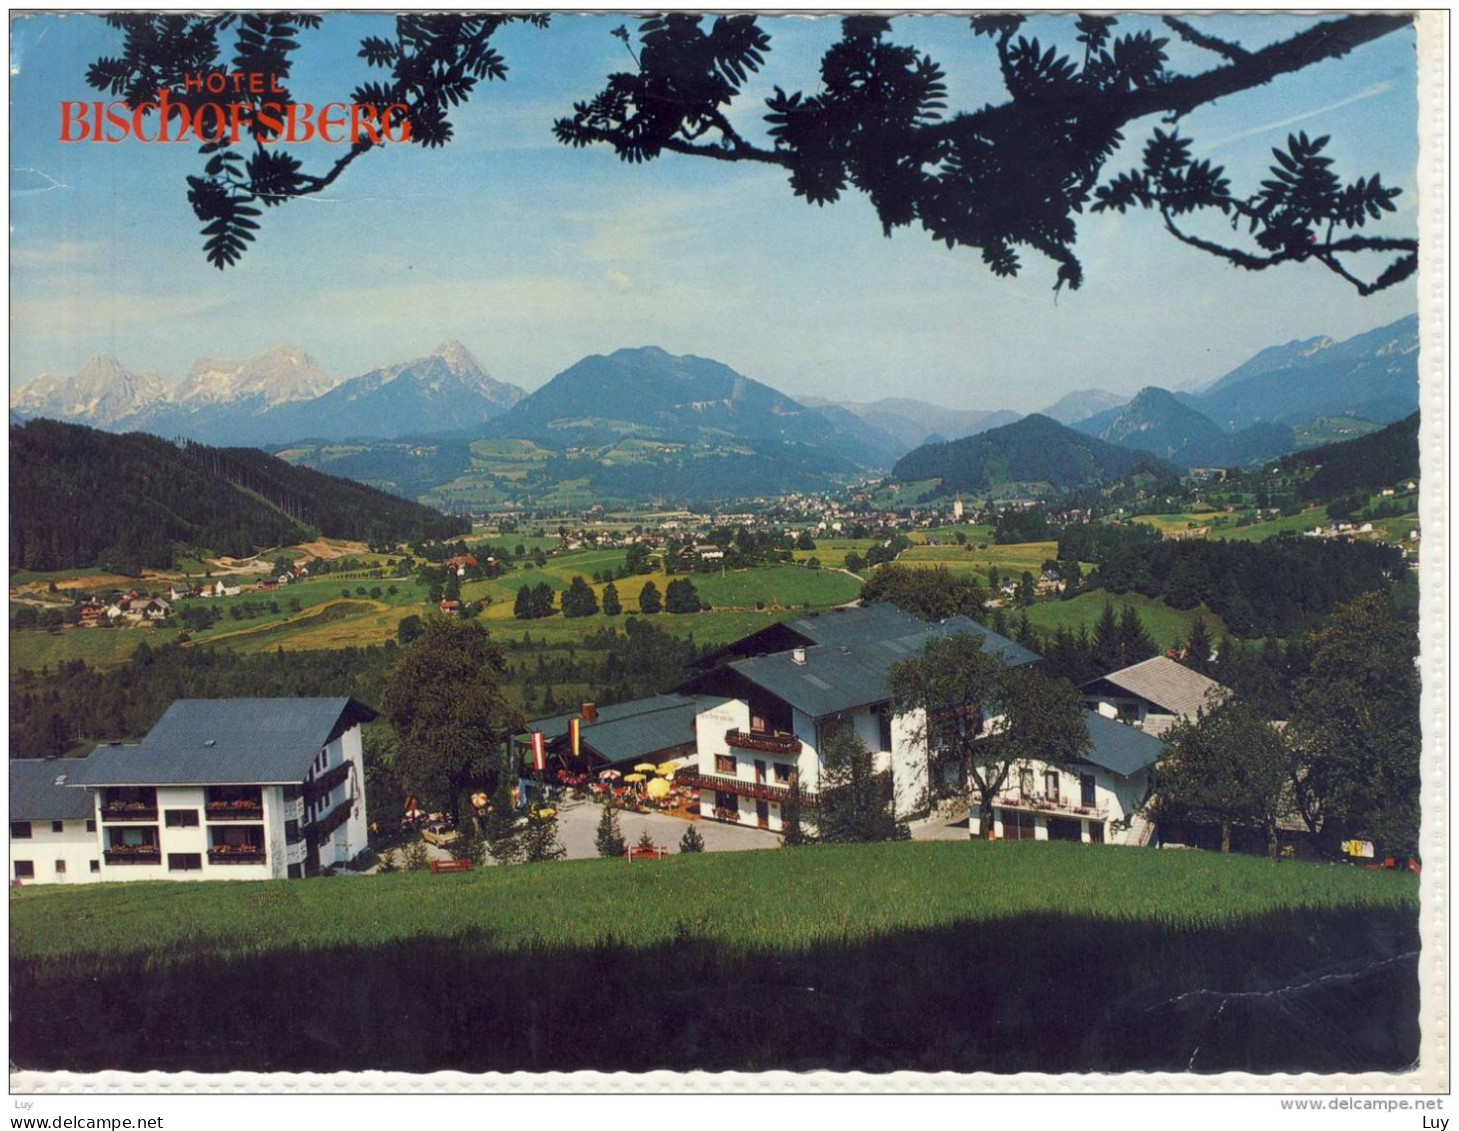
top-left (9, 419), bottom-right (469, 573)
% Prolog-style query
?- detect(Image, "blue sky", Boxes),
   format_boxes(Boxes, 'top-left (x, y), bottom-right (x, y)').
top-left (9, 12), bottom-right (1421, 412)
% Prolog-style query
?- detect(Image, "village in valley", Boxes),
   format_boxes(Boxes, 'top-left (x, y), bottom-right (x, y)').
top-left (8, 9), bottom-right (1433, 1084)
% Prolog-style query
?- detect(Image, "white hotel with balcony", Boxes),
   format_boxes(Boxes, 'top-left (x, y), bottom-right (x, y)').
top-left (51, 698), bottom-right (374, 882)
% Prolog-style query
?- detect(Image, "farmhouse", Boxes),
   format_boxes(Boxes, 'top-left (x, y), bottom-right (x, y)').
top-left (675, 605), bottom-right (1039, 830)
top-left (10, 759), bottom-right (102, 884)
top-left (1079, 655), bottom-right (1229, 736)
top-left (67, 697), bottom-right (375, 881)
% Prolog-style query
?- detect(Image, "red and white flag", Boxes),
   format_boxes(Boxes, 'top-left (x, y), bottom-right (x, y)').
top-left (530, 731), bottom-right (546, 772)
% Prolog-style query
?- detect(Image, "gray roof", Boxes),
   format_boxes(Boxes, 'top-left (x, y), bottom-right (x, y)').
top-left (728, 619), bottom-right (1039, 720)
top-left (784, 604), bottom-right (934, 649)
top-left (1080, 711), bottom-right (1167, 777)
top-left (66, 698), bottom-right (377, 787)
top-left (1084, 656), bottom-right (1228, 719)
top-left (11, 759), bottom-right (97, 821)
top-left (524, 694), bottom-right (698, 766)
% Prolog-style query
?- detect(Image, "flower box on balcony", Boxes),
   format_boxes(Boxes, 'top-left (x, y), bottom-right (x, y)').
top-left (104, 847), bottom-right (160, 864)
top-left (206, 803), bottom-right (263, 821)
top-left (102, 806), bottom-right (158, 822)
top-left (208, 846), bottom-right (265, 864)
top-left (724, 728), bottom-right (802, 756)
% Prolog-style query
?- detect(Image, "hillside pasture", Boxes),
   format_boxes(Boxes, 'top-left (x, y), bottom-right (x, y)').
top-left (1022, 589), bottom-right (1228, 645)
top-left (10, 840), bottom-right (1418, 1075)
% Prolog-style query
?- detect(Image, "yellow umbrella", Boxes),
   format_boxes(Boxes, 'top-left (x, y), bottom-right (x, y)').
top-left (646, 778), bottom-right (671, 800)
top-left (634, 763), bottom-right (657, 773)
top-left (655, 760), bottom-right (681, 776)
top-left (623, 773), bottom-right (646, 783)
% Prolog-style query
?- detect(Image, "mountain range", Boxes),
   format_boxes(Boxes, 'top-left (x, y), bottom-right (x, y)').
top-left (11, 342), bottom-right (525, 447)
top-left (9, 314), bottom-right (1420, 502)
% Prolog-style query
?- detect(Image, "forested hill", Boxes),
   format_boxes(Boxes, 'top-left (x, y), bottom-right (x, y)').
top-left (9, 418), bottom-right (469, 573)
top-left (891, 413), bottom-right (1171, 494)
top-left (1282, 411), bottom-right (1420, 501)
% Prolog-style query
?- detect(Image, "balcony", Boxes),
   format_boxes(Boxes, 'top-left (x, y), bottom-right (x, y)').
top-left (305, 796), bottom-right (356, 843)
top-left (305, 762), bottom-right (352, 805)
top-left (103, 846), bottom-right (160, 865)
top-left (996, 792), bottom-right (1108, 821)
top-left (678, 768), bottom-right (821, 809)
top-left (205, 801), bottom-right (265, 821)
top-left (711, 806), bottom-right (741, 823)
top-left (101, 804), bottom-right (158, 823)
top-left (724, 728), bottom-right (802, 756)
top-left (208, 846), bottom-right (266, 865)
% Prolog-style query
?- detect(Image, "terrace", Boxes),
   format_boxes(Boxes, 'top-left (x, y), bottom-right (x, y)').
top-left (679, 768), bottom-right (821, 809)
top-left (101, 787), bottom-right (158, 823)
top-left (206, 785), bottom-right (264, 821)
top-left (210, 826), bottom-right (265, 864)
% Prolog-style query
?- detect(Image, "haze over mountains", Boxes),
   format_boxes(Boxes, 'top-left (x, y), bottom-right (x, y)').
top-left (10, 315), bottom-right (1419, 500)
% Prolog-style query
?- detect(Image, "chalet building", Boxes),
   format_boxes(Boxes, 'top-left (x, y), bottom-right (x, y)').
top-left (676, 605), bottom-right (1039, 831)
top-left (68, 698), bottom-right (375, 882)
top-left (1079, 655), bottom-right (1229, 736)
top-left (970, 711), bottom-right (1166, 847)
top-left (10, 759), bottom-right (102, 884)
top-left (517, 695), bottom-right (699, 771)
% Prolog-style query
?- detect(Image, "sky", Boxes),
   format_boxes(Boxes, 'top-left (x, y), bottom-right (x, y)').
top-left (8, 11), bottom-right (1423, 413)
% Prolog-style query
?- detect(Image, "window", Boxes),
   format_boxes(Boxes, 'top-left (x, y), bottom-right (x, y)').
top-left (876, 706), bottom-right (893, 752)
top-left (165, 809), bottom-right (200, 828)
top-left (773, 762), bottom-right (793, 784)
top-left (55, 860), bottom-right (66, 874)
top-left (86, 818), bottom-right (96, 833)
top-left (51, 820), bottom-right (64, 834)
top-left (10, 822), bottom-right (32, 840)
top-left (714, 754), bottom-right (737, 775)
top-left (14, 861), bottom-right (34, 879)
top-left (715, 790), bottom-right (739, 812)
top-left (1044, 770), bottom-right (1061, 801)
top-left (1019, 768), bottom-right (1035, 798)
top-left (89, 860), bottom-right (100, 873)
top-left (168, 853), bottom-right (203, 872)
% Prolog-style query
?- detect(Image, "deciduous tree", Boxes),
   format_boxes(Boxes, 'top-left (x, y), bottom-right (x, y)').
top-left (379, 616), bottom-right (523, 826)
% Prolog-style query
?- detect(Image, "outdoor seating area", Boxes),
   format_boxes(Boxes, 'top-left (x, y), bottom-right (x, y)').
top-left (582, 761), bottom-right (701, 819)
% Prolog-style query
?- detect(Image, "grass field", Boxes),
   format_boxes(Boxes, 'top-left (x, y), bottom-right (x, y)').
top-left (899, 540), bottom-right (1063, 576)
top-left (10, 841), bottom-right (1418, 1074)
top-left (1023, 589), bottom-right (1228, 644)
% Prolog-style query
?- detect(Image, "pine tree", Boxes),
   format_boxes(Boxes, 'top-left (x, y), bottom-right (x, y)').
top-left (594, 802), bottom-right (626, 858)
top-left (1185, 616), bottom-right (1214, 675)
top-left (602, 581), bottom-right (622, 616)
top-left (639, 581), bottom-right (662, 614)
top-left (520, 783), bottom-right (566, 863)
top-left (484, 762), bottom-right (523, 865)
top-left (1116, 604), bottom-right (1156, 668)
top-left (1093, 599), bottom-right (1121, 673)
top-left (780, 774), bottom-right (809, 846)
top-left (635, 827), bottom-right (656, 851)
top-left (513, 585), bottom-right (532, 619)
top-left (679, 824), bottom-right (706, 853)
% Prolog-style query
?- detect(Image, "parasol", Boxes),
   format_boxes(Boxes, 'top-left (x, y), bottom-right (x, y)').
top-left (634, 763), bottom-right (657, 773)
top-left (646, 778), bottom-right (671, 800)
top-left (623, 773), bottom-right (646, 783)
top-left (599, 769), bottom-right (622, 781)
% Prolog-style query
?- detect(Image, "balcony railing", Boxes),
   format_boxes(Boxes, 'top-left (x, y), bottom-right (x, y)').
top-left (104, 847), bottom-right (160, 864)
top-left (678, 769), bottom-right (821, 809)
top-left (996, 793), bottom-right (1108, 820)
top-left (101, 805), bottom-right (157, 823)
top-left (305, 796), bottom-right (356, 843)
top-left (208, 846), bottom-right (266, 864)
top-left (724, 728), bottom-right (802, 756)
top-left (205, 801), bottom-right (264, 821)
top-left (305, 762), bottom-right (352, 806)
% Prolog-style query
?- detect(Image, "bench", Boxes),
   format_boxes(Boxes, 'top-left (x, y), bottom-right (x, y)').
top-left (429, 859), bottom-right (473, 874)
top-left (624, 845), bottom-right (669, 862)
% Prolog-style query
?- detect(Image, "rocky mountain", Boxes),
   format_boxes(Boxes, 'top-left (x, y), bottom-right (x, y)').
top-left (10, 341), bottom-right (524, 447)
top-left (1041, 387), bottom-right (1127, 425)
top-left (891, 414), bottom-right (1171, 495)
top-left (1083, 386), bottom-right (1296, 470)
top-left (10, 356), bottom-right (169, 427)
top-left (486, 346), bottom-right (892, 467)
top-left (1195, 315), bottom-right (1419, 429)
top-left (259, 341), bottom-right (523, 442)
top-left (798, 395), bottom-right (1021, 454)
top-left (173, 345), bottom-right (336, 407)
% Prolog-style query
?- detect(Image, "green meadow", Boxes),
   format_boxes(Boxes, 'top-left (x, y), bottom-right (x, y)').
top-left (10, 840), bottom-right (1418, 1074)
